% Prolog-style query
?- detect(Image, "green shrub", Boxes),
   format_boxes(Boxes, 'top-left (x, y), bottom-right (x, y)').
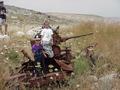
top-left (117, 66), bottom-right (120, 73)
top-left (74, 56), bottom-right (90, 75)
top-left (5, 49), bottom-right (20, 64)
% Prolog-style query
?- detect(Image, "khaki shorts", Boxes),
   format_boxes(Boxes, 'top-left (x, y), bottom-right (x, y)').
top-left (0, 18), bottom-right (6, 25)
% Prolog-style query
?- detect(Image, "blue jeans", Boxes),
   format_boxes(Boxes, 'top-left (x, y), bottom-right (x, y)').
top-left (34, 52), bottom-right (44, 62)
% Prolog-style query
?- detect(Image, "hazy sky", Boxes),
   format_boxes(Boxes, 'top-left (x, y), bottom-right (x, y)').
top-left (3, 0), bottom-right (120, 17)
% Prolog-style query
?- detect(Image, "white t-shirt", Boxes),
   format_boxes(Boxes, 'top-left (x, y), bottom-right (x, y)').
top-left (40, 28), bottom-right (53, 42)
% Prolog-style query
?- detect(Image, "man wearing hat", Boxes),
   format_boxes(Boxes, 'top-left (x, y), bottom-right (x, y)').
top-left (0, 1), bottom-right (7, 35)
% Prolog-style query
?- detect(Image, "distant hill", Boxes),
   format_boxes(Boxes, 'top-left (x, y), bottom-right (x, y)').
top-left (5, 5), bottom-right (120, 26)
top-left (47, 12), bottom-right (104, 22)
top-left (6, 5), bottom-right (75, 26)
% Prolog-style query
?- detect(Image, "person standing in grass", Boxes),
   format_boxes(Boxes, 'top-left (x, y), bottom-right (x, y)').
top-left (0, 1), bottom-right (7, 35)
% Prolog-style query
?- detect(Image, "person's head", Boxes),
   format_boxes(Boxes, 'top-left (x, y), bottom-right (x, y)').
top-left (35, 38), bottom-right (41, 44)
top-left (42, 20), bottom-right (50, 28)
top-left (34, 35), bottom-right (41, 44)
top-left (0, 1), bottom-right (4, 7)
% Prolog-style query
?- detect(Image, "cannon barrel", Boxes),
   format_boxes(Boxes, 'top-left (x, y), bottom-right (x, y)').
top-left (61, 32), bottom-right (93, 42)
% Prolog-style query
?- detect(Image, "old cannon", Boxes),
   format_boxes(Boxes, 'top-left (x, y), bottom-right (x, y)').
top-left (6, 27), bottom-right (93, 89)
top-left (52, 29), bottom-right (93, 61)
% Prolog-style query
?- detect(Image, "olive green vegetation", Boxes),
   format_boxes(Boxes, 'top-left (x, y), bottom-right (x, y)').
top-left (74, 56), bottom-right (90, 75)
top-left (5, 49), bottom-right (20, 64)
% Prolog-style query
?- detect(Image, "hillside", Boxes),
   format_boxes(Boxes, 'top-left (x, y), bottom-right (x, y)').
top-left (6, 5), bottom-right (75, 26)
top-left (47, 12), bottom-right (104, 22)
top-left (6, 5), bottom-right (107, 26)
top-left (6, 5), bottom-right (120, 30)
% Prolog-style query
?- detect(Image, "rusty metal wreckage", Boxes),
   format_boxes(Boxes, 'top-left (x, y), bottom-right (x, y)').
top-left (5, 26), bottom-right (93, 89)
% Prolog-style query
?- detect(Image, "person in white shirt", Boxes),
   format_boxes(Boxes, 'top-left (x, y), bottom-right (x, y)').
top-left (40, 20), bottom-right (54, 58)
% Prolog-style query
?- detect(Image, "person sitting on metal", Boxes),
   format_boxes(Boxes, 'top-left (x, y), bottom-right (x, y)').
top-left (32, 36), bottom-right (45, 62)
top-left (40, 20), bottom-right (54, 58)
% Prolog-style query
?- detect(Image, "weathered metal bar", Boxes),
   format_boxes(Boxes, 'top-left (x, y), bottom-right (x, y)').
top-left (61, 32), bottom-right (93, 42)
top-left (6, 73), bottom-right (26, 81)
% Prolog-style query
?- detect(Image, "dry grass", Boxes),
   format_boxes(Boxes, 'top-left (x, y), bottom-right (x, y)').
top-left (0, 20), bottom-right (120, 89)
top-left (61, 21), bottom-right (120, 67)
top-left (59, 21), bottom-right (120, 90)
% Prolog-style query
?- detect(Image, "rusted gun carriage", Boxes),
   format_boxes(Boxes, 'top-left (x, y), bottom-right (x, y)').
top-left (6, 27), bottom-right (93, 89)
top-left (52, 30), bottom-right (93, 63)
